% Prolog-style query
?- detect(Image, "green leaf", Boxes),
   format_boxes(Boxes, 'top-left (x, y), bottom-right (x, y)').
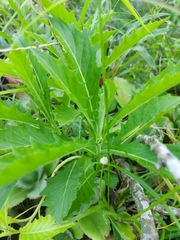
top-left (0, 47), bottom-right (54, 126)
top-left (69, 157), bottom-right (97, 214)
top-left (167, 143), bottom-right (180, 160)
top-left (0, 59), bottom-right (16, 77)
top-left (105, 18), bottom-right (167, 68)
top-left (0, 124), bottom-right (58, 150)
top-left (26, 31), bottom-right (61, 58)
top-left (110, 62), bottom-right (180, 128)
top-left (0, 204), bottom-right (16, 234)
top-left (105, 79), bottom-right (117, 108)
top-left (8, 186), bottom-right (30, 208)
top-left (96, 89), bottom-right (105, 135)
top-left (0, 101), bottom-right (42, 126)
top-left (78, 211), bottom-right (111, 240)
top-left (53, 105), bottom-right (80, 127)
top-left (0, 140), bottom-right (92, 186)
top-left (41, 160), bottom-right (83, 223)
top-left (79, 0), bottom-right (91, 25)
top-left (114, 77), bottom-right (136, 108)
top-left (133, 45), bottom-right (157, 70)
top-left (91, 30), bottom-right (118, 45)
top-left (111, 218), bottom-right (136, 240)
top-left (41, 0), bottom-right (80, 29)
top-left (0, 181), bottom-right (16, 210)
top-left (118, 94), bottom-right (180, 143)
top-left (19, 215), bottom-right (74, 240)
top-left (109, 140), bottom-right (171, 179)
top-left (122, 0), bottom-right (150, 33)
top-left (32, 48), bottom-right (100, 132)
top-left (46, 18), bottom-right (101, 128)
top-left (104, 172), bottom-right (119, 188)
top-left (8, 0), bottom-right (28, 29)
top-left (6, 49), bottom-right (54, 126)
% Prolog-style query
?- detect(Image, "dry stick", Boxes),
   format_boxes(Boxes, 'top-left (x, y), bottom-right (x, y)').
top-left (118, 159), bottom-right (158, 240)
top-left (138, 134), bottom-right (180, 184)
top-left (154, 204), bottom-right (180, 218)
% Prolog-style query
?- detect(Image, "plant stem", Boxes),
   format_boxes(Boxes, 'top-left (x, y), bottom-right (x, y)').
top-left (98, 0), bottom-right (111, 206)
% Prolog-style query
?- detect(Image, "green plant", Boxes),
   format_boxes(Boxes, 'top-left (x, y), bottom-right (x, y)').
top-left (0, 0), bottom-right (180, 239)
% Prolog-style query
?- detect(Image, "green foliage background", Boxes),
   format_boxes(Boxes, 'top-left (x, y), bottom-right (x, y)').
top-left (0, 0), bottom-right (180, 239)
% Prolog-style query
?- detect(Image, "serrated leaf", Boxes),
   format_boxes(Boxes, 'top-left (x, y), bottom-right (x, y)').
top-left (105, 18), bottom-right (167, 68)
top-left (109, 140), bottom-right (171, 179)
top-left (0, 140), bottom-right (92, 186)
top-left (0, 101), bottom-right (41, 126)
top-left (91, 30), bottom-right (118, 45)
top-left (0, 59), bottom-right (16, 77)
top-left (6, 48), bottom-right (54, 126)
top-left (118, 94), bottom-right (180, 143)
top-left (35, 17), bottom-right (101, 129)
top-left (110, 62), bottom-right (180, 128)
top-left (41, 160), bottom-right (83, 223)
top-left (19, 215), bottom-right (74, 240)
top-left (26, 31), bottom-right (61, 58)
top-left (69, 157), bottom-right (96, 214)
top-left (0, 124), bottom-right (57, 150)
top-left (53, 105), bottom-right (80, 127)
top-left (31, 50), bottom-right (97, 126)
top-left (41, 0), bottom-right (80, 29)
top-left (125, 13), bottom-right (169, 35)
top-left (78, 211), bottom-right (110, 240)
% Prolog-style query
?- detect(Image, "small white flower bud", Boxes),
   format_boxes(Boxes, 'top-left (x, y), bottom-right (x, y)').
top-left (100, 157), bottom-right (108, 165)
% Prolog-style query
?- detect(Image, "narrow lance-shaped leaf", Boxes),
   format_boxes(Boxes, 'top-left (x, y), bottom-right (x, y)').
top-left (105, 18), bottom-right (167, 68)
top-left (0, 139), bottom-right (92, 186)
top-left (0, 101), bottom-right (42, 126)
top-left (0, 124), bottom-right (58, 150)
top-left (8, 0), bottom-right (28, 29)
top-left (122, 0), bottom-right (151, 33)
top-left (118, 94), bottom-right (180, 143)
top-left (109, 140), bottom-right (173, 179)
top-left (110, 62), bottom-right (180, 128)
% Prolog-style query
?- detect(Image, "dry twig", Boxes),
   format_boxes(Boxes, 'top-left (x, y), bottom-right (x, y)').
top-left (154, 204), bottom-right (180, 218)
top-left (138, 134), bottom-right (180, 184)
top-left (118, 159), bottom-right (158, 240)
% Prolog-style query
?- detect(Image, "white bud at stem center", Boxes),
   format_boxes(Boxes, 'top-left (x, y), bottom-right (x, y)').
top-left (100, 157), bottom-right (108, 165)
